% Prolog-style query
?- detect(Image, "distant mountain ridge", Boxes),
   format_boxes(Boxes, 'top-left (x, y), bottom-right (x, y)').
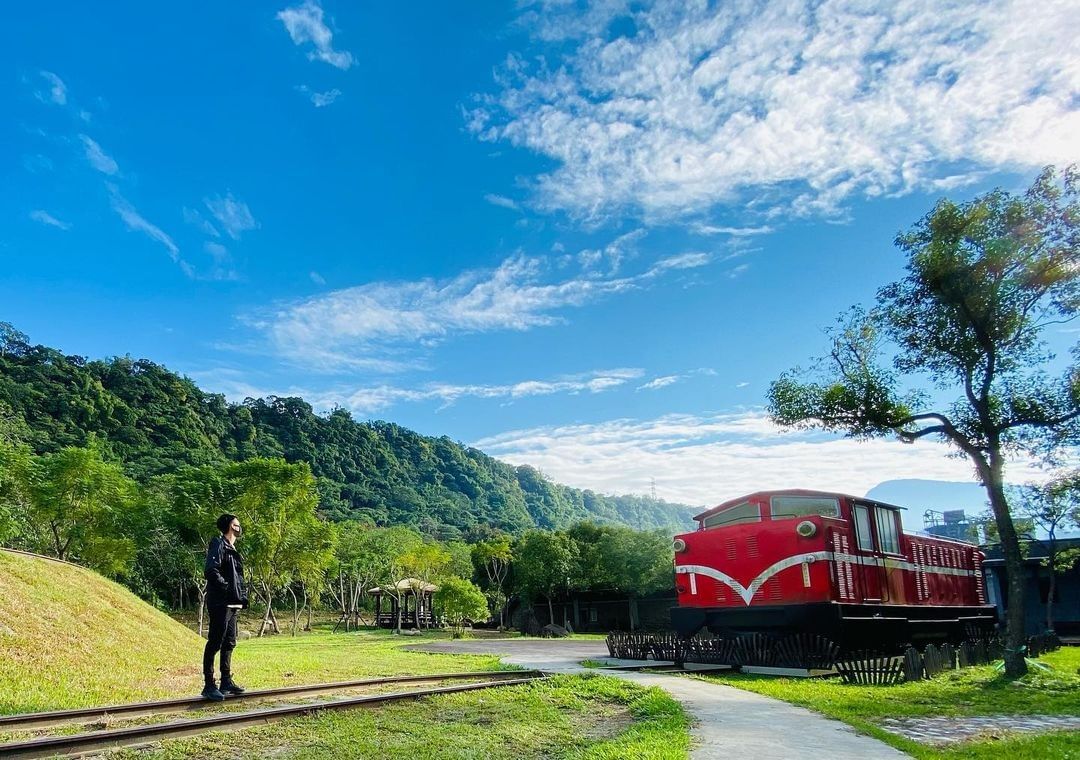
top-left (0, 326), bottom-right (696, 538)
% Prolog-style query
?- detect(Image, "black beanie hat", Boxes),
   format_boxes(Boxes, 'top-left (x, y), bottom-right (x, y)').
top-left (216, 513), bottom-right (238, 534)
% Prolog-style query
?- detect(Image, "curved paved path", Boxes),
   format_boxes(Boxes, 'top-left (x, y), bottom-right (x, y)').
top-left (413, 639), bottom-right (909, 759)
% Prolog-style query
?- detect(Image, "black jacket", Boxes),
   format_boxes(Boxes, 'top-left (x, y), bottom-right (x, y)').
top-left (204, 536), bottom-right (249, 608)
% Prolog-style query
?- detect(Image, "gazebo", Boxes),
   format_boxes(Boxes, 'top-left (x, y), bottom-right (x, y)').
top-left (370, 578), bottom-right (438, 629)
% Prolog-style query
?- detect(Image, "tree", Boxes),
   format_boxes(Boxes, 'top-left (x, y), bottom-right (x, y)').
top-left (0, 405), bottom-right (34, 547)
top-left (1014, 472), bottom-right (1080, 631)
top-left (400, 541), bottom-right (451, 628)
top-left (436, 577), bottom-right (489, 637)
top-left (514, 530), bottom-right (576, 626)
top-left (768, 166), bottom-right (1080, 676)
top-left (472, 536), bottom-right (512, 628)
top-left (29, 440), bottom-right (138, 577)
top-left (596, 527), bottom-right (672, 631)
top-left (168, 465), bottom-right (242, 635)
top-left (225, 459), bottom-right (332, 637)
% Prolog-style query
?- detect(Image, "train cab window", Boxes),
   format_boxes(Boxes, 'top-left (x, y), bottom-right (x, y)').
top-left (770, 496), bottom-right (840, 521)
top-left (874, 508), bottom-right (901, 554)
top-left (702, 501), bottom-right (761, 529)
top-left (853, 505), bottom-right (874, 550)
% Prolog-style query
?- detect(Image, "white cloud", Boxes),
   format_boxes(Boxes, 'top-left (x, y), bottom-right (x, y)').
top-left (204, 193), bottom-right (258, 240)
top-left (322, 368), bottom-right (644, 413)
top-left (297, 85), bottom-right (342, 107)
top-left (37, 71), bottom-right (67, 105)
top-left (203, 241), bottom-right (240, 281)
top-left (310, 271), bottom-right (327, 285)
top-left (471, 0), bottom-right (1080, 220)
top-left (484, 193), bottom-right (521, 211)
top-left (29, 210), bottom-right (70, 230)
top-left (108, 184), bottom-right (190, 275)
top-left (255, 248), bottom-right (712, 370)
top-left (472, 411), bottom-right (1047, 508)
top-left (79, 135), bottom-right (118, 176)
top-left (183, 207), bottom-right (220, 237)
top-left (638, 375), bottom-right (680, 391)
top-left (277, 0), bottom-right (354, 70)
top-left (692, 224), bottom-right (773, 237)
top-left (199, 367), bottom-right (644, 414)
top-left (735, 381), bottom-right (749, 388)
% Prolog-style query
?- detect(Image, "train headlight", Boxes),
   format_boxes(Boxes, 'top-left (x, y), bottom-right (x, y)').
top-left (795, 520), bottom-right (817, 538)
top-left (672, 538), bottom-right (688, 553)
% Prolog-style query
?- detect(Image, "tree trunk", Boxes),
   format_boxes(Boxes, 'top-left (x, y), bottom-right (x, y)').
top-left (258, 583), bottom-right (274, 637)
top-left (547, 595), bottom-right (554, 626)
top-left (269, 606), bottom-right (280, 634)
top-left (304, 585), bottom-right (312, 632)
top-left (1047, 567), bottom-right (1056, 631)
top-left (289, 585), bottom-right (299, 636)
top-left (985, 457), bottom-right (1028, 677)
top-left (197, 585), bottom-right (207, 638)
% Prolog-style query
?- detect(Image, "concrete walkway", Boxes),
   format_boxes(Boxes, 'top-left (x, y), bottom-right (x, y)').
top-left (413, 639), bottom-right (909, 759)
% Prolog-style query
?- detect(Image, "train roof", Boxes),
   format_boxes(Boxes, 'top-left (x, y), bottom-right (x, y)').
top-left (693, 489), bottom-right (908, 522)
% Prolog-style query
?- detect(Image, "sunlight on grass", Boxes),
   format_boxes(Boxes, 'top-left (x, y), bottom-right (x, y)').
top-left (110, 675), bottom-right (689, 760)
top-left (694, 646), bottom-right (1080, 759)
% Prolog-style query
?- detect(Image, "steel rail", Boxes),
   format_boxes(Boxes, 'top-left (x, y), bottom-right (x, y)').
top-left (0, 675), bottom-right (545, 759)
top-left (0, 670), bottom-right (540, 733)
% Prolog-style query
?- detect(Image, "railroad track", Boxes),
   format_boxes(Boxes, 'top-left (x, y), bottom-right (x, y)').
top-left (0, 670), bottom-right (545, 759)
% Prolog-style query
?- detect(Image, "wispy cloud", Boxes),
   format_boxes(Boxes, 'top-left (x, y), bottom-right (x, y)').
top-left (253, 247), bottom-right (713, 370)
top-left (197, 367), bottom-right (644, 414)
top-left (204, 193), bottom-right (258, 240)
top-left (29, 210), bottom-right (70, 230)
top-left (472, 411), bottom-right (1048, 507)
top-left (638, 375), bottom-right (679, 391)
top-left (296, 85), bottom-right (342, 107)
top-left (470, 0), bottom-right (1080, 220)
top-left (484, 193), bottom-right (521, 211)
top-left (107, 184), bottom-right (190, 275)
top-left (36, 71), bottom-right (67, 105)
top-left (203, 241), bottom-right (240, 281)
top-left (277, 0), bottom-right (354, 70)
top-left (79, 134), bottom-right (118, 176)
top-left (183, 207), bottom-right (220, 237)
top-left (310, 271), bottom-right (327, 285)
top-left (692, 224), bottom-right (773, 237)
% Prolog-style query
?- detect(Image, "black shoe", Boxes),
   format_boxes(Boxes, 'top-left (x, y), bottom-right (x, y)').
top-left (201, 683), bottom-right (225, 701)
top-left (219, 679), bottom-right (245, 695)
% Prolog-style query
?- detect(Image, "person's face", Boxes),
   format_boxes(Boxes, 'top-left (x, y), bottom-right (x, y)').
top-left (230, 519), bottom-right (242, 538)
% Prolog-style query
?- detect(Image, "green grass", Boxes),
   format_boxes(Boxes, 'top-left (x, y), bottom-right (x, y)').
top-left (108, 674), bottom-right (688, 760)
top-left (695, 646), bottom-right (1080, 759)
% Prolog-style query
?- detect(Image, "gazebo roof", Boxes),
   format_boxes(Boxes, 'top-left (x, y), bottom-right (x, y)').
top-left (369, 578), bottom-right (438, 594)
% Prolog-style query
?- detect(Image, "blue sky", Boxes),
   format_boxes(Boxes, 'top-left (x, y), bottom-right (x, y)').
top-left (2, 1), bottom-right (1076, 521)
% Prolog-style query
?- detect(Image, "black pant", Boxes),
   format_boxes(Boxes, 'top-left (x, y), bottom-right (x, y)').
top-left (203, 606), bottom-right (239, 683)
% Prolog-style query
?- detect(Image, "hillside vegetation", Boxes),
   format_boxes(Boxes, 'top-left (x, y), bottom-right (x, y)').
top-left (0, 549), bottom-right (203, 713)
top-left (0, 325), bottom-right (693, 538)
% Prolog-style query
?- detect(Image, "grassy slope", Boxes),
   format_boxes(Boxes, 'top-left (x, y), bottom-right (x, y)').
top-left (697, 646), bottom-right (1080, 759)
top-left (0, 550), bottom-right (205, 713)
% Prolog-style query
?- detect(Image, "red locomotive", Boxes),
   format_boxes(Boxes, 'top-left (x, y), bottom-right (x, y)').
top-left (671, 489), bottom-right (996, 651)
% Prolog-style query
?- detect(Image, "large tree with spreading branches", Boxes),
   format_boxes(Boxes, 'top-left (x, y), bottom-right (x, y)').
top-left (768, 166), bottom-right (1080, 677)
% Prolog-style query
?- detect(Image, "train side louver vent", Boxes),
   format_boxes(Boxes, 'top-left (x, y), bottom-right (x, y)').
top-left (725, 539), bottom-right (737, 561)
top-left (766, 577), bottom-right (782, 601)
top-left (745, 535), bottom-right (759, 558)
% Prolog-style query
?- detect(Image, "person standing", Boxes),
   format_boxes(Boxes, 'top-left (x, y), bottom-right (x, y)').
top-left (202, 513), bottom-right (249, 701)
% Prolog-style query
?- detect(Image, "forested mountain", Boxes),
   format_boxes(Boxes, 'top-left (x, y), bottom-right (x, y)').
top-left (0, 325), bottom-right (695, 538)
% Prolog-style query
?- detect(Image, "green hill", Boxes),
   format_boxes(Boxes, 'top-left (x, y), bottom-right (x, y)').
top-left (0, 549), bottom-right (203, 713)
top-left (0, 325), bottom-right (695, 538)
